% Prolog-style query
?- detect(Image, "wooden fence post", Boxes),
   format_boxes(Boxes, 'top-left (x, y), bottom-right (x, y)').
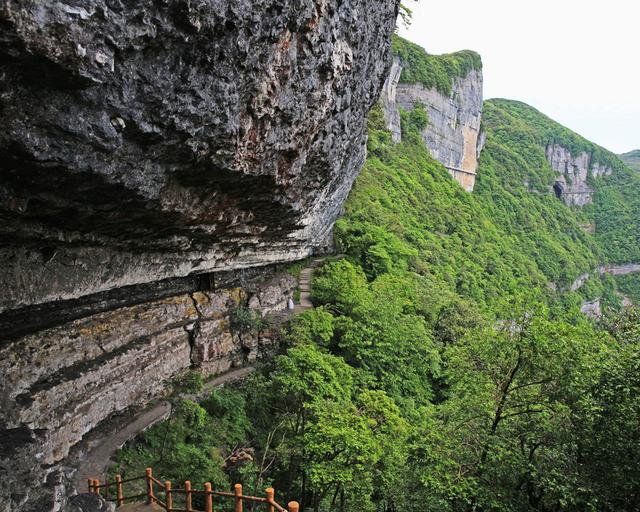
top-left (185, 480), bottom-right (192, 512)
top-left (265, 488), bottom-right (275, 512)
top-left (145, 468), bottom-right (153, 504)
top-left (94, 479), bottom-right (101, 496)
top-left (288, 501), bottom-right (299, 512)
top-left (116, 474), bottom-right (124, 506)
top-left (234, 483), bottom-right (243, 512)
top-left (165, 481), bottom-right (173, 512)
top-left (204, 482), bottom-right (213, 512)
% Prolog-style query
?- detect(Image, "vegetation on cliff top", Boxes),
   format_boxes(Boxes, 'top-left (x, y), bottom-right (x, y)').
top-left (392, 35), bottom-right (482, 96)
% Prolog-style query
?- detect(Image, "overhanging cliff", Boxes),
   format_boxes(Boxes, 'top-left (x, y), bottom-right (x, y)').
top-left (0, 0), bottom-right (399, 312)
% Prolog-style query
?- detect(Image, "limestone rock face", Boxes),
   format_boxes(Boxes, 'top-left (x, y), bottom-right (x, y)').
top-left (546, 144), bottom-right (613, 207)
top-left (0, 268), bottom-right (296, 511)
top-left (0, 0), bottom-right (399, 312)
top-left (0, 2), bottom-right (401, 509)
top-left (382, 57), bottom-right (403, 143)
top-left (1, 295), bottom-right (195, 465)
top-left (581, 297), bottom-right (602, 319)
top-left (390, 69), bottom-right (484, 191)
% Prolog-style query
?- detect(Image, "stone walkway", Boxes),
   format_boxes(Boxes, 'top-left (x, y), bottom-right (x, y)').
top-left (293, 257), bottom-right (326, 314)
top-left (118, 502), bottom-right (164, 512)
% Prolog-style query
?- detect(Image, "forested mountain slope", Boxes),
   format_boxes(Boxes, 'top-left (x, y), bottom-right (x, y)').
top-left (481, 100), bottom-right (640, 266)
top-left (338, 104), bottom-right (602, 312)
top-left (112, 40), bottom-right (640, 512)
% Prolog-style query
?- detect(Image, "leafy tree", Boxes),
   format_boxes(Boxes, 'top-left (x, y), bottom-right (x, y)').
top-left (575, 307), bottom-right (640, 510)
top-left (284, 308), bottom-right (335, 348)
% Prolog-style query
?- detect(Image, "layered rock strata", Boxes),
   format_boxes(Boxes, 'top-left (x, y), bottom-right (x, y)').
top-left (0, 268), bottom-right (296, 511)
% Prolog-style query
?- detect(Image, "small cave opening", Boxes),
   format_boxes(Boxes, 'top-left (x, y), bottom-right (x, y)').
top-left (553, 181), bottom-right (564, 200)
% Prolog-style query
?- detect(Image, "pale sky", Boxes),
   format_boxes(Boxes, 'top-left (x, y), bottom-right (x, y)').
top-left (400, 0), bottom-right (639, 153)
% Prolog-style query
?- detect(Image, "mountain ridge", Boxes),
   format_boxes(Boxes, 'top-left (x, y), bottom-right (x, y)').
top-left (620, 149), bottom-right (640, 171)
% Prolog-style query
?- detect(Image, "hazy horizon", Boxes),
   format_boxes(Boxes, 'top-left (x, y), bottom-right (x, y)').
top-left (400, 0), bottom-right (639, 154)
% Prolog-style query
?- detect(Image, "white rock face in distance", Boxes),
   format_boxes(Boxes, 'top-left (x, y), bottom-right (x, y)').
top-left (581, 297), bottom-right (602, 319)
top-left (383, 61), bottom-right (484, 192)
top-left (546, 144), bottom-right (613, 207)
top-left (382, 57), bottom-right (403, 144)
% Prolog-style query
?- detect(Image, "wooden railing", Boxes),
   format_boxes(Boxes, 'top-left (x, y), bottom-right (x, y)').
top-left (88, 467), bottom-right (299, 512)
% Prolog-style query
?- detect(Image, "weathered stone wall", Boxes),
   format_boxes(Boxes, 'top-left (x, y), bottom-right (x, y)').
top-left (546, 144), bottom-right (613, 207)
top-left (0, 269), bottom-right (296, 511)
top-left (382, 57), bottom-right (403, 144)
top-left (0, 0), bottom-right (400, 312)
top-left (0, 2), bottom-right (401, 509)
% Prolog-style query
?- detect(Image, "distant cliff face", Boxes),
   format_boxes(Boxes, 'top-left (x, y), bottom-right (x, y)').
top-left (382, 57), bottom-right (403, 144)
top-left (546, 144), bottom-right (613, 206)
top-left (396, 70), bottom-right (483, 192)
top-left (0, 0), bottom-right (399, 313)
top-left (382, 41), bottom-right (484, 192)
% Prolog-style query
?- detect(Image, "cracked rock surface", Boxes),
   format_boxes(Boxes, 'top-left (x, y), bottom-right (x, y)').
top-left (0, 0), bottom-right (399, 312)
top-left (0, 269), bottom-right (296, 511)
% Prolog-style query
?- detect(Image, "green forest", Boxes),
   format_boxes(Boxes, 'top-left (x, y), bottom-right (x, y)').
top-left (111, 42), bottom-right (640, 512)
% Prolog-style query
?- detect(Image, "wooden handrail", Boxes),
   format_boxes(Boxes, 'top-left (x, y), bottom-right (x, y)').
top-left (88, 468), bottom-right (299, 512)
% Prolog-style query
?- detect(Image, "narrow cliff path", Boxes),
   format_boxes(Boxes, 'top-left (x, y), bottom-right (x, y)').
top-left (293, 257), bottom-right (326, 314)
top-left (73, 366), bottom-right (254, 492)
top-left (570, 262), bottom-right (640, 292)
top-left (73, 257), bottom-right (331, 493)
top-left (118, 503), bottom-right (164, 512)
